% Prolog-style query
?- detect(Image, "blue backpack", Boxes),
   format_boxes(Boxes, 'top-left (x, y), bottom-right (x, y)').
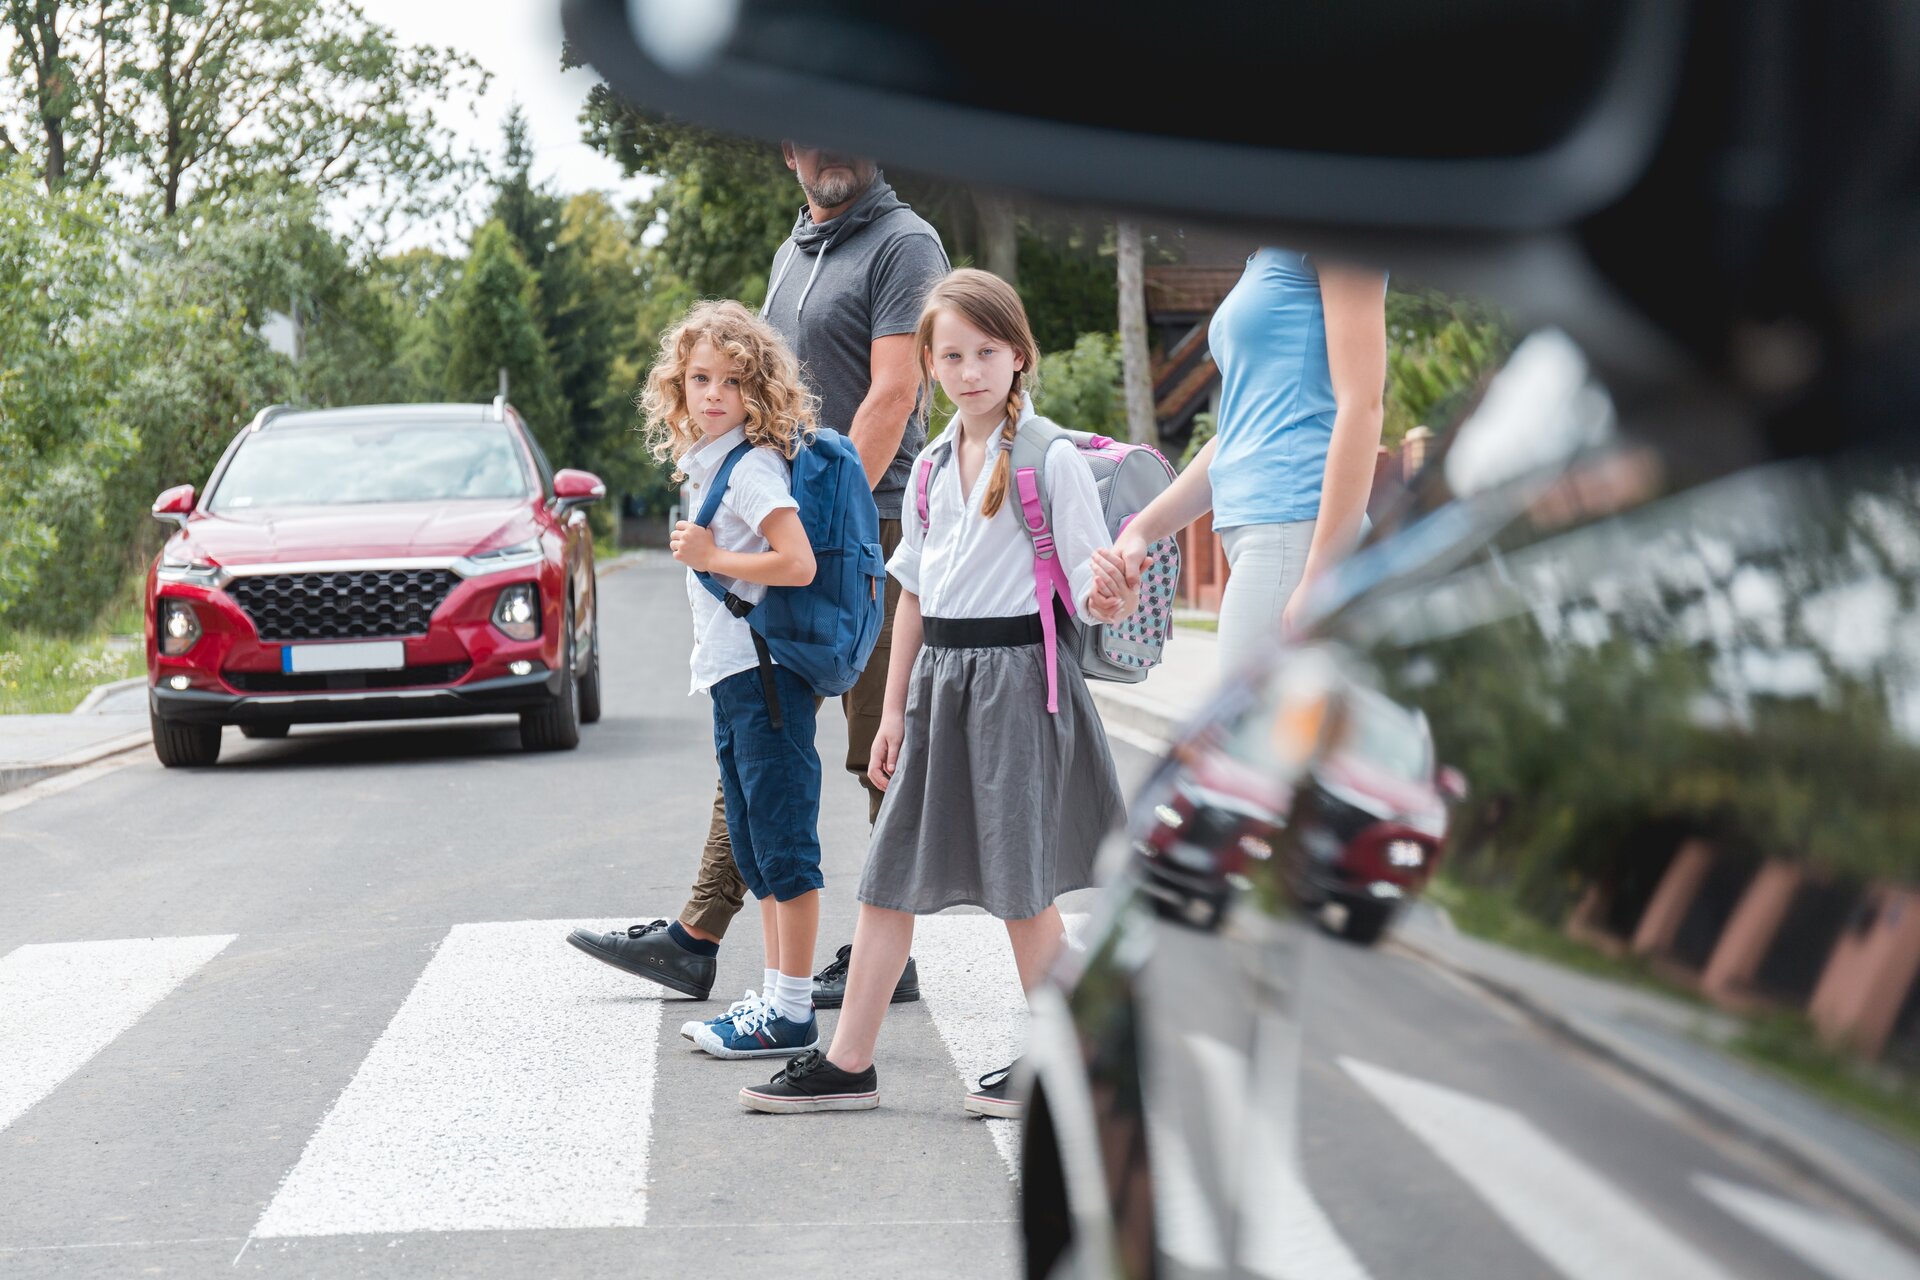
top-left (694, 429), bottom-right (885, 723)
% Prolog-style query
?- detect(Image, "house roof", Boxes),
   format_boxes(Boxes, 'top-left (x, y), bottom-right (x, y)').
top-left (1145, 266), bottom-right (1242, 318)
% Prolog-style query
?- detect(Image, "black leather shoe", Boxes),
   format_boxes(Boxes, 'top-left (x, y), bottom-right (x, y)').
top-left (810, 943), bottom-right (920, 1009)
top-left (566, 920), bottom-right (716, 999)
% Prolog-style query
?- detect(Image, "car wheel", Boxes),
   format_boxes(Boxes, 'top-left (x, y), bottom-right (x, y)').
top-left (1338, 899), bottom-right (1394, 946)
top-left (519, 598), bottom-right (581, 752)
top-left (239, 722), bottom-right (289, 740)
top-left (576, 596), bottom-right (602, 726)
top-left (150, 708), bottom-right (222, 768)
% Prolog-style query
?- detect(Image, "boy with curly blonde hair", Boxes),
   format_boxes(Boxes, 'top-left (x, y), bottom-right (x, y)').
top-left (627, 299), bottom-right (828, 1059)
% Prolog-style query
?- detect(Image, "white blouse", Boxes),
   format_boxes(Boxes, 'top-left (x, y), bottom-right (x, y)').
top-left (680, 426), bottom-right (799, 694)
top-left (889, 407), bottom-right (1110, 620)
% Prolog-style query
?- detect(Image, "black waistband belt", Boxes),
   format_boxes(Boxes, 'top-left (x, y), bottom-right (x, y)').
top-left (921, 613), bottom-right (1044, 649)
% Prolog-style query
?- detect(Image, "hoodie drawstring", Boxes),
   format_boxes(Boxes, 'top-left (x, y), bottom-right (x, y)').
top-left (761, 243), bottom-right (799, 319)
top-left (794, 250), bottom-right (828, 320)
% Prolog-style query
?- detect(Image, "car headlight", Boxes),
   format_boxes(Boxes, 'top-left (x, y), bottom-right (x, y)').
top-left (157, 552), bottom-right (221, 586)
top-left (460, 539), bottom-right (543, 576)
top-left (1385, 839), bottom-right (1427, 868)
top-left (160, 600), bottom-right (201, 655)
top-left (492, 583), bottom-right (540, 641)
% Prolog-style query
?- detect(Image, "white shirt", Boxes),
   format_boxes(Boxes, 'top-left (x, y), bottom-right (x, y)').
top-left (890, 406), bottom-right (1109, 620)
top-left (681, 427), bottom-right (799, 694)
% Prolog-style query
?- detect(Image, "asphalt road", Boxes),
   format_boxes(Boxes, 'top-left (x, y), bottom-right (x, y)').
top-left (1, 555), bottom-right (1911, 1279)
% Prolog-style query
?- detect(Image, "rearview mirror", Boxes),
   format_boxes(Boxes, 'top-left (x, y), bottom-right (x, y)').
top-left (553, 469), bottom-right (607, 514)
top-left (1436, 766), bottom-right (1470, 804)
top-left (564, 0), bottom-right (1686, 234)
top-left (152, 485), bottom-right (196, 529)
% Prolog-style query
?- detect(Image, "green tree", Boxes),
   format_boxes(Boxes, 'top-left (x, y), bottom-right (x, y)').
top-left (579, 93), bottom-right (793, 303)
top-left (1385, 286), bottom-right (1513, 443)
top-left (1, 1), bottom-right (132, 191)
top-left (442, 219), bottom-right (564, 452)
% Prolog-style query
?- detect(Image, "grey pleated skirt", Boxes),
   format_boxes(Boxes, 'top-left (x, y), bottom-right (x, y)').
top-left (857, 632), bottom-right (1126, 919)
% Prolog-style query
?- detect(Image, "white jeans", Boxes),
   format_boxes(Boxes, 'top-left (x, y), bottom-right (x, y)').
top-left (1216, 520), bottom-right (1316, 676)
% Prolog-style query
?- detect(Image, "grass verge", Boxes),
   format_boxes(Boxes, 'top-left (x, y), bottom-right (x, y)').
top-left (1427, 873), bottom-right (1920, 1146)
top-left (0, 629), bottom-right (144, 715)
top-left (1424, 874), bottom-right (1702, 1000)
top-left (1731, 1014), bottom-right (1920, 1146)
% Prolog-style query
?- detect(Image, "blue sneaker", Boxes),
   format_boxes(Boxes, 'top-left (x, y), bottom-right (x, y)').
top-left (681, 990), bottom-right (770, 1044)
top-left (691, 1003), bottom-right (819, 1059)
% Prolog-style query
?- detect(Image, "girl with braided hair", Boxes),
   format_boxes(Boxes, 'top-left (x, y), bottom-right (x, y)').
top-left (741, 268), bottom-right (1136, 1116)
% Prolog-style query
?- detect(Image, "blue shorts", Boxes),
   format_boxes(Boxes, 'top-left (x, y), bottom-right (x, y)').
top-left (710, 664), bottom-right (824, 902)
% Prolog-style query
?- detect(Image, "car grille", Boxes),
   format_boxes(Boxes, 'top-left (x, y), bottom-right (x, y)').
top-left (230, 569), bottom-right (458, 642)
top-left (224, 662), bottom-right (471, 693)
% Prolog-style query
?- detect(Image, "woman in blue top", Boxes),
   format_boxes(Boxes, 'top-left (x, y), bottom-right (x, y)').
top-left (1103, 249), bottom-right (1387, 672)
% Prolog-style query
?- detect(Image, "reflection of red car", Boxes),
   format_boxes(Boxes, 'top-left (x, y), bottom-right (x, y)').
top-left (144, 402), bottom-right (604, 767)
top-left (1289, 687), bottom-right (1464, 944)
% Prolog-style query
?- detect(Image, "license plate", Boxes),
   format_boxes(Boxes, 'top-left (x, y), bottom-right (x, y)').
top-left (282, 640), bottom-right (406, 674)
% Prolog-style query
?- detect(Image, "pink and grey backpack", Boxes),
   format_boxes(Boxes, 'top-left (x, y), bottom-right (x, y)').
top-left (914, 415), bottom-right (1180, 712)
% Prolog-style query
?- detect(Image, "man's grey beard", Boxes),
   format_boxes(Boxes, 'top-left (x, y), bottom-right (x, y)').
top-left (802, 167), bottom-right (868, 211)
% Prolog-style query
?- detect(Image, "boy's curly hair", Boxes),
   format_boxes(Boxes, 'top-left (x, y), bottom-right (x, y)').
top-left (639, 299), bottom-right (818, 479)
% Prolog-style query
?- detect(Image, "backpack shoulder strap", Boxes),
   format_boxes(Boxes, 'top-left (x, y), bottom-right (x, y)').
top-left (693, 439), bottom-right (757, 529)
top-left (913, 434), bottom-right (955, 534)
top-left (691, 439), bottom-right (760, 613)
top-left (1008, 415), bottom-right (1076, 715)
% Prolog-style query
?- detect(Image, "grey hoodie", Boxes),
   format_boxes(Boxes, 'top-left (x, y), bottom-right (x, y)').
top-left (762, 175), bottom-right (949, 519)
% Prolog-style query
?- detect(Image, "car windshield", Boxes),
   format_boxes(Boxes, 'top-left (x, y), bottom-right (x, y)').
top-left (208, 422), bottom-right (534, 509)
top-left (1344, 688), bottom-right (1432, 782)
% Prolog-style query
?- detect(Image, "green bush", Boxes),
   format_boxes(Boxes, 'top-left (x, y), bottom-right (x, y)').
top-left (1034, 332), bottom-right (1123, 438)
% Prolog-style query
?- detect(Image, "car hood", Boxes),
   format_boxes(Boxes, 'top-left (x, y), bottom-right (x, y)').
top-left (1318, 753), bottom-right (1447, 834)
top-left (171, 501), bottom-right (540, 567)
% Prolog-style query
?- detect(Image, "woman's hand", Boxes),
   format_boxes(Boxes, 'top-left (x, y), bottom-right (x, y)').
top-left (1111, 528), bottom-right (1151, 583)
top-left (670, 521), bottom-right (716, 572)
top-left (868, 710), bottom-right (906, 791)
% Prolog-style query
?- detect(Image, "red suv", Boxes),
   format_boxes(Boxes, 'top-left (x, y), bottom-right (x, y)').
top-left (144, 401), bottom-right (604, 767)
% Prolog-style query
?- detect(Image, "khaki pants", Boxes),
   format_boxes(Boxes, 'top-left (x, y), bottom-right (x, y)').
top-left (680, 518), bottom-right (905, 938)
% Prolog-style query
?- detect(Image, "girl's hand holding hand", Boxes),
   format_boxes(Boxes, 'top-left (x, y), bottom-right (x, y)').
top-left (1090, 546), bottom-right (1137, 600)
top-left (868, 710), bottom-right (906, 791)
top-left (671, 520), bottom-right (716, 572)
top-left (1088, 579), bottom-right (1139, 625)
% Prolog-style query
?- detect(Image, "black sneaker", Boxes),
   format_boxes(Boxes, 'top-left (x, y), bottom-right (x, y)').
top-left (963, 1059), bottom-right (1026, 1118)
top-left (810, 944), bottom-right (920, 1009)
top-left (565, 920), bottom-right (716, 999)
top-left (740, 1049), bottom-right (879, 1113)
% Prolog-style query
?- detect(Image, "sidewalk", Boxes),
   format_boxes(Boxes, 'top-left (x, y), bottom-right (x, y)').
top-left (0, 709), bottom-right (150, 796)
top-left (1393, 903), bottom-right (1920, 1248)
top-left (1087, 624), bottom-right (1221, 747)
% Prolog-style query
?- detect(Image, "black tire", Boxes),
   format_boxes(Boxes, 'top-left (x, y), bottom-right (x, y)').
top-left (576, 599), bottom-right (602, 726)
top-left (150, 708), bottom-right (222, 768)
top-left (239, 721), bottom-right (289, 740)
top-left (519, 599), bottom-right (581, 751)
top-left (1339, 900), bottom-right (1394, 946)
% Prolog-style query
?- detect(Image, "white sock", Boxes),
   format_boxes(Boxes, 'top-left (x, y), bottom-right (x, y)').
top-left (762, 968), bottom-right (779, 1001)
top-left (773, 971), bottom-right (813, 1023)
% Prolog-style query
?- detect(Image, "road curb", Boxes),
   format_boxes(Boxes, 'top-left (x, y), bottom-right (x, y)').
top-left (1087, 684), bottom-right (1181, 751)
top-left (0, 729), bottom-right (152, 797)
top-left (1395, 933), bottom-right (1920, 1250)
top-left (72, 675), bottom-right (145, 715)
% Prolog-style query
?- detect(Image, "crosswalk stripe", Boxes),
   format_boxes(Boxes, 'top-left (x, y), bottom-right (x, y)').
top-left (251, 920), bottom-right (663, 1237)
top-left (911, 914), bottom-right (1089, 1178)
top-left (0, 934), bottom-right (235, 1134)
top-left (1694, 1173), bottom-right (1920, 1280)
top-left (1342, 1057), bottom-right (1738, 1280)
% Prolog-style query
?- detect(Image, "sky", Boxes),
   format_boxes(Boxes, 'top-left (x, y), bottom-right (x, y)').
top-left (356, 0), bottom-right (661, 252)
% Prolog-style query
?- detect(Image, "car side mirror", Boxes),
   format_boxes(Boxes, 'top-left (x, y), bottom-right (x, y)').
top-left (553, 469), bottom-right (606, 515)
top-left (152, 484), bottom-right (196, 529)
top-left (1436, 765), bottom-right (1470, 803)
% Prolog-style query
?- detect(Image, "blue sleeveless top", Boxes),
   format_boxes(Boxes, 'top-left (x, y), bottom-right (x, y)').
top-left (1207, 248), bottom-right (1337, 528)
